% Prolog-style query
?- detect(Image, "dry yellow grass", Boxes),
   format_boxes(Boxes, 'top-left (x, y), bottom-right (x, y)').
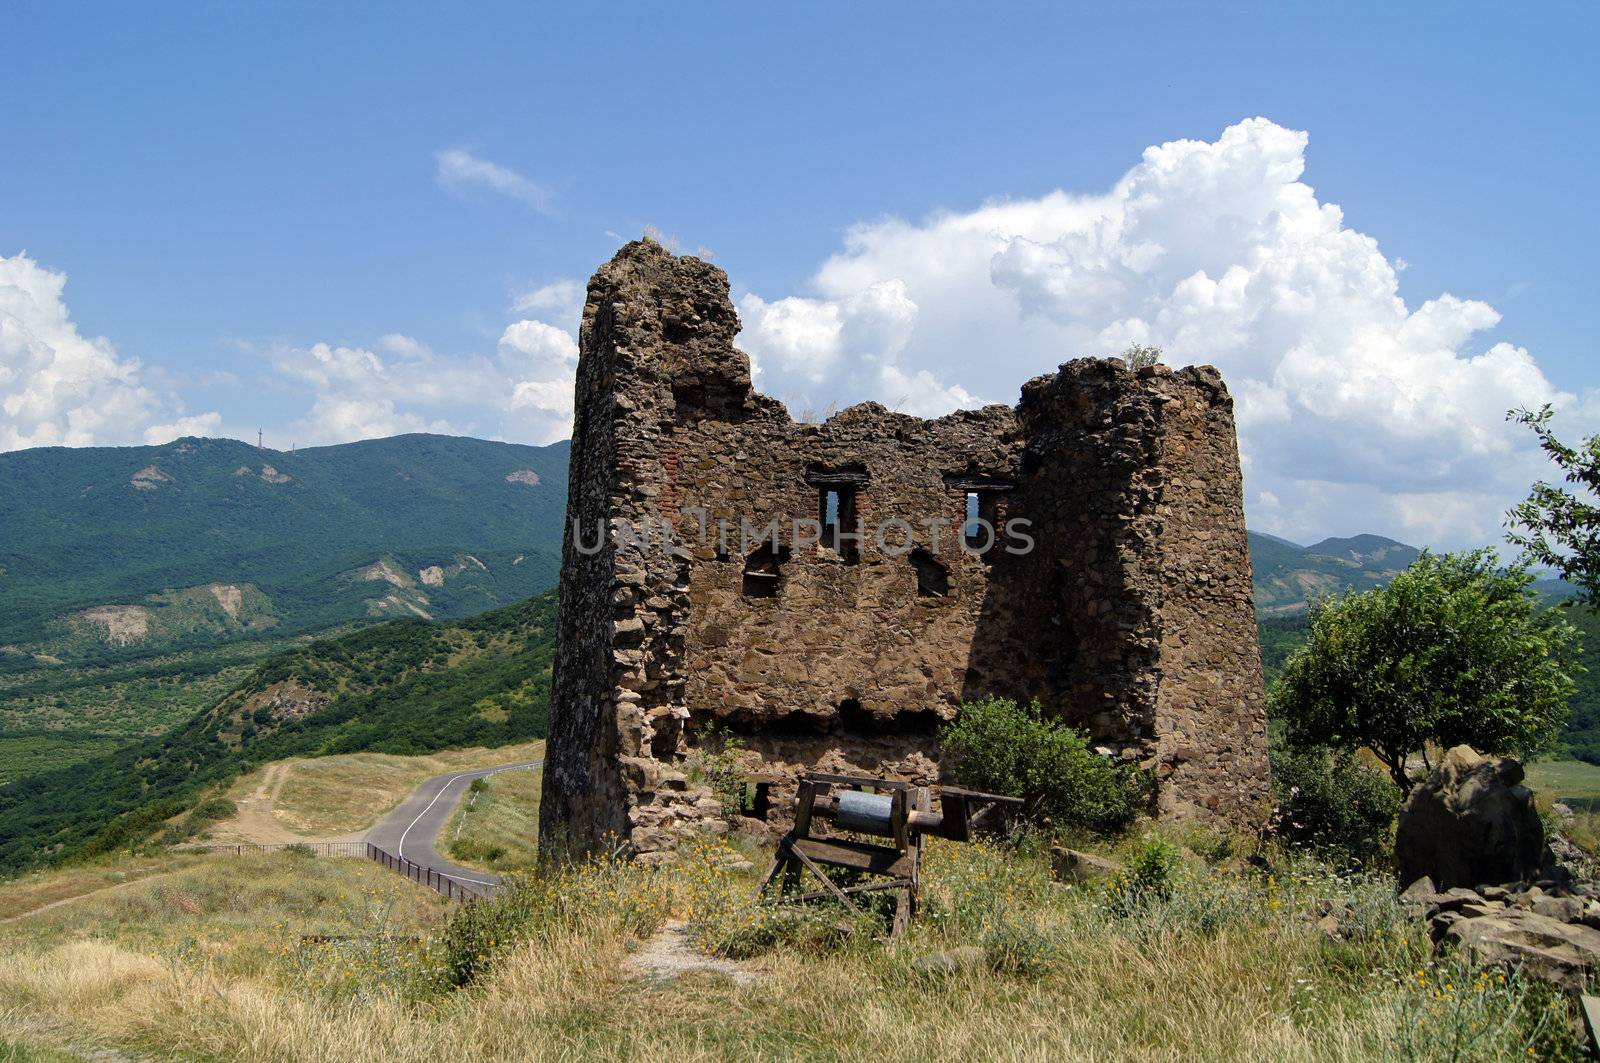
top-left (0, 834), bottom-right (1579, 1061)
top-left (0, 853), bottom-right (211, 923)
top-left (210, 740), bottom-right (545, 842)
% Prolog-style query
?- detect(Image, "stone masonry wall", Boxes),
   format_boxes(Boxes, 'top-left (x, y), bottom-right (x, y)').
top-left (540, 240), bottom-right (1270, 860)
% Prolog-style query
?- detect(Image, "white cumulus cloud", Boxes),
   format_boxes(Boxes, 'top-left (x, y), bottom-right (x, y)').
top-left (732, 118), bottom-right (1594, 548)
top-left (0, 252), bottom-right (220, 451)
top-left (268, 317), bottom-right (580, 447)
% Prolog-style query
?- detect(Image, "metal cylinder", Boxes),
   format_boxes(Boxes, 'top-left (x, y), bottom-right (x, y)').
top-left (834, 789), bottom-right (895, 836)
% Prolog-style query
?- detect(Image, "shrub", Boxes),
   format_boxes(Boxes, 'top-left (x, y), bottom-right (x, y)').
top-left (939, 697), bottom-right (1151, 835)
top-left (685, 725), bottom-right (749, 818)
top-left (1270, 745), bottom-right (1399, 867)
top-left (696, 903), bottom-right (863, 960)
top-left (1104, 834), bottom-right (1182, 916)
top-left (188, 797), bottom-right (237, 823)
top-left (981, 917), bottom-right (1059, 978)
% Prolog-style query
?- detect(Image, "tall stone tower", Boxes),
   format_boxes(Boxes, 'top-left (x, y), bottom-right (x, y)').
top-left (539, 241), bottom-right (1269, 860)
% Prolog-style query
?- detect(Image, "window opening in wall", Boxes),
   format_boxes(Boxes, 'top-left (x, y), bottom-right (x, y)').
top-left (965, 490), bottom-right (1000, 549)
top-left (910, 547), bottom-right (950, 597)
top-left (819, 486), bottom-right (859, 562)
top-left (742, 541), bottom-right (789, 597)
top-left (742, 780), bottom-right (771, 820)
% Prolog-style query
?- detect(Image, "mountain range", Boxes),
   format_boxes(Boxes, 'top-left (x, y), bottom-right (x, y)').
top-left (1246, 531), bottom-right (1424, 615)
top-left (0, 433), bottom-right (571, 663)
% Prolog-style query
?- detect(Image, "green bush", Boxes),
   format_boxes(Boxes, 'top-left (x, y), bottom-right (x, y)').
top-left (1270, 745), bottom-right (1399, 867)
top-left (981, 917), bottom-right (1060, 978)
top-left (1105, 834), bottom-right (1183, 917)
top-left (939, 697), bottom-right (1151, 835)
top-left (188, 797), bottom-right (237, 823)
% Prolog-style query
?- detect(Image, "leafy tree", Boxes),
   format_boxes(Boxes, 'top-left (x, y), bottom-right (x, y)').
top-left (1507, 405), bottom-right (1600, 603)
top-left (1271, 550), bottom-right (1579, 794)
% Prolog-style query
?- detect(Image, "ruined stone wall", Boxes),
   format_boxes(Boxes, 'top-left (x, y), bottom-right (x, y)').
top-left (540, 241), bottom-right (1270, 859)
top-left (1145, 366), bottom-right (1271, 819)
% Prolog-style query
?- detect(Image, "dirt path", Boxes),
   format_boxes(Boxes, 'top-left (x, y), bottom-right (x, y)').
top-left (0, 869), bottom-right (182, 927)
top-left (220, 762), bottom-right (364, 846)
top-left (624, 920), bottom-right (760, 985)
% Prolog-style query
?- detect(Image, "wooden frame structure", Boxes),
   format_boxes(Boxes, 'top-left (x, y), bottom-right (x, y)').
top-left (758, 771), bottom-right (1023, 935)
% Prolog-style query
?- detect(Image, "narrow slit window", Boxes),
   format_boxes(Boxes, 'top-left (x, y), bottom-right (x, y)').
top-left (819, 487), bottom-right (859, 561)
top-left (964, 491), bottom-right (1001, 550)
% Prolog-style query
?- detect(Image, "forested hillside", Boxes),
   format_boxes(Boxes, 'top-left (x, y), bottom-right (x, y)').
top-left (0, 433), bottom-right (569, 659)
top-left (1247, 531), bottom-right (1421, 615)
top-left (0, 590), bottom-right (558, 874)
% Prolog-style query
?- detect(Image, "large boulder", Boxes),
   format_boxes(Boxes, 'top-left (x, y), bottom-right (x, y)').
top-left (1395, 745), bottom-right (1550, 890)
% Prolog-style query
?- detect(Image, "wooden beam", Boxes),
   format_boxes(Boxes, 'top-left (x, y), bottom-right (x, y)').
top-left (788, 841), bottom-right (861, 913)
top-left (792, 836), bottom-right (910, 876)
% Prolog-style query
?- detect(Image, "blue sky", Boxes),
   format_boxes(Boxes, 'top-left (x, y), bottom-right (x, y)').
top-left (4, 2), bottom-right (1597, 547)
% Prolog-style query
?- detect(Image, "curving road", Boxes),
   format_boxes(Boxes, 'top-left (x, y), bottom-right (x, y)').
top-left (364, 760), bottom-right (542, 891)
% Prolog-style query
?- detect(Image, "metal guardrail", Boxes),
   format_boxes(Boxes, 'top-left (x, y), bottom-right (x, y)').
top-left (184, 840), bottom-right (493, 904)
top-left (363, 842), bottom-right (496, 904)
top-left (182, 841), bottom-right (367, 858)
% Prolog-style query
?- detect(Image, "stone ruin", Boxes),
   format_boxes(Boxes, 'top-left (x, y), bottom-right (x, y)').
top-left (539, 240), bottom-right (1270, 860)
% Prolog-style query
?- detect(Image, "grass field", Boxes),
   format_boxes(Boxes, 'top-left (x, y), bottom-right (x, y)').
top-left (0, 831), bottom-right (1582, 1062)
top-left (0, 852), bottom-right (210, 923)
top-left (1526, 759), bottom-right (1600, 802)
top-left (442, 766), bottom-right (541, 872)
top-left (207, 741), bottom-right (546, 843)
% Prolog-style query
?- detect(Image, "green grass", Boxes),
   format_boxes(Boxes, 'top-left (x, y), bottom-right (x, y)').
top-left (0, 1038), bottom-right (91, 1062)
top-left (1526, 759), bottom-right (1600, 809)
top-left (442, 766), bottom-right (541, 871)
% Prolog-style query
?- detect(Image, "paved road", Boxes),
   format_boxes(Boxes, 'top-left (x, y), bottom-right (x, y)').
top-left (364, 761), bottom-right (542, 890)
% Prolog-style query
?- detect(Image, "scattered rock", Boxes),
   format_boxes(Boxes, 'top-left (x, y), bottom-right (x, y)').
top-left (1050, 847), bottom-right (1122, 885)
top-left (1394, 745), bottom-right (1550, 890)
top-left (1400, 875), bottom-right (1436, 900)
top-left (1532, 896), bottom-right (1585, 923)
top-left (1445, 909), bottom-right (1600, 993)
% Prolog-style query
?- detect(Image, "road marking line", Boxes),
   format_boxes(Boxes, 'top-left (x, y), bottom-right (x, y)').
top-left (394, 764), bottom-right (536, 888)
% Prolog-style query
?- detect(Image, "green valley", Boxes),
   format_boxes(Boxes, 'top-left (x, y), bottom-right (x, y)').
top-left (0, 432), bottom-right (569, 788)
top-left (0, 590), bottom-right (558, 874)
